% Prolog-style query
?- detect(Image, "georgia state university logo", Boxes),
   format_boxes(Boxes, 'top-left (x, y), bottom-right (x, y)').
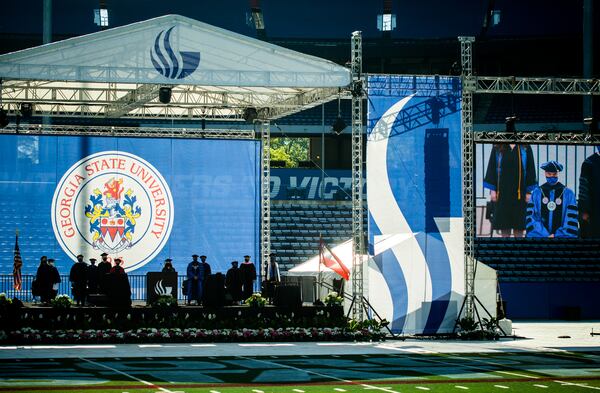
top-left (51, 151), bottom-right (174, 271)
top-left (150, 26), bottom-right (200, 79)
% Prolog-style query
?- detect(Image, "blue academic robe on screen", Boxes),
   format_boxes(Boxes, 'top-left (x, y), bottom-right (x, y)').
top-left (526, 182), bottom-right (578, 238)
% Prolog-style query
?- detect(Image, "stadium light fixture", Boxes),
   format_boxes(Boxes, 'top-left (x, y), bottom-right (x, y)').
top-left (94, 8), bottom-right (109, 27)
top-left (377, 13), bottom-right (397, 32)
top-left (158, 87), bottom-right (172, 104)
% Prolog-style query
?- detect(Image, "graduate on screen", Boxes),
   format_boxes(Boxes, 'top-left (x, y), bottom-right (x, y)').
top-left (526, 160), bottom-right (578, 238)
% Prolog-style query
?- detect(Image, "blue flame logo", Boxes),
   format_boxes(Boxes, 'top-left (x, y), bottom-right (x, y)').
top-left (150, 26), bottom-right (200, 79)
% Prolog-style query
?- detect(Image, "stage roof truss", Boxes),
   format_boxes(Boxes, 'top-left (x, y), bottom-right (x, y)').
top-left (0, 15), bottom-right (351, 122)
top-left (0, 80), bottom-right (341, 121)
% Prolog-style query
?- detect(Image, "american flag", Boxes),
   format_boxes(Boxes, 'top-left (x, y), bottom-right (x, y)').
top-left (319, 238), bottom-right (350, 280)
top-left (13, 230), bottom-right (22, 291)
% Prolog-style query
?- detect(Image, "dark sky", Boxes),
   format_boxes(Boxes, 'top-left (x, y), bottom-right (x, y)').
top-left (0, 0), bottom-right (585, 39)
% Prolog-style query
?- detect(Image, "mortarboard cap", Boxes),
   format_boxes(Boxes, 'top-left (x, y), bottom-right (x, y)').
top-left (244, 255), bottom-right (250, 258)
top-left (89, 258), bottom-right (97, 262)
top-left (165, 258), bottom-right (173, 262)
top-left (76, 254), bottom-right (84, 258)
top-left (541, 160), bottom-right (563, 173)
top-left (100, 252), bottom-right (108, 257)
top-left (192, 254), bottom-right (199, 258)
top-left (200, 255), bottom-right (207, 259)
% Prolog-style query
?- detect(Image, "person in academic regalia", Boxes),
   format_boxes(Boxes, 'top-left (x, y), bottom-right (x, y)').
top-left (107, 258), bottom-right (131, 308)
top-left (162, 258), bottom-right (176, 273)
top-left (578, 146), bottom-right (600, 238)
top-left (239, 255), bottom-right (256, 301)
top-left (225, 261), bottom-right (243, 304)
top-left (69, 254), bottom-right (88, 306)
top-left (34, 256), bottom-right (53, 303)
top-left (199, 255), bottom-right (211, 304)
top-left (526, 161), bottom-right (578, 238)
top-left (47, 258), bottom-right (61, 301)
top-left (484, 143), bottom-right (537, 237)
top-left (87, 258), bottom-right (99, 294)
top-left (186, 255), bottom-right (204, 304)
top-left (263, 253), bottom-right (281, 304)
top-left (97, 252), bottom-right (112, 294)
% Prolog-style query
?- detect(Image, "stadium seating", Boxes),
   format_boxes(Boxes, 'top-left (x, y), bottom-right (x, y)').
top-left (270, 200), bottom-right (364, 272)
top-left (475, 237), bottom-right (600, 282)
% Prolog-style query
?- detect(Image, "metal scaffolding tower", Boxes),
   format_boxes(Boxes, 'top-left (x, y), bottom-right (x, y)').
top-left (351, 31), bottom-right (365, 321)
top-left (459, 36), bottom-right (476, 321)
top-left (260, 120), bottom-right (271, 282)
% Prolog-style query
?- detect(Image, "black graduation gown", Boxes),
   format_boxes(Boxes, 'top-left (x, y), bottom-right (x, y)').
top-left (69, 262), bottom-right (88, 302)
top-left (239, 262), bottom-right (256, 301)
top-left (484, 144), bottom-right (537, 230)
top-left (87, 265), bottom-right (99, 294)
top-left (97, 261), bottom-right (112, 294)
top-left (225, 267), bottom-right (243, 301)
top-left (35, 263), bottom-right (53, 302)
top-left (107, 267), bottom-right (131, 308)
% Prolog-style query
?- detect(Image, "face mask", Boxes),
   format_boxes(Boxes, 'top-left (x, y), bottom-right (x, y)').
top-left (546, 176), bottom-right (558, 185)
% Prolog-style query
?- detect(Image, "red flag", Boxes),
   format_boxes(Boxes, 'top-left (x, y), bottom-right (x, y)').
top-left (319, 239), bottom-right (350, 280)
top-left (13, 231), bottom-right (22, 291)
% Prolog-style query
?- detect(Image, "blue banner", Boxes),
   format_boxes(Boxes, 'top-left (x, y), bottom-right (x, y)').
top-left (0, 135), bottom-right (260, 276)
top-left (367, 75), bottom-right (463, 334)
top-left (270, 169), bottom-right (354, 200)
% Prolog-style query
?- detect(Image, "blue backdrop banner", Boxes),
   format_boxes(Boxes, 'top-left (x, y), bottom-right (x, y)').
top-left (0, 135), bottom-right (260, 277)
top-left (367, 75), bottom-right (464, 334)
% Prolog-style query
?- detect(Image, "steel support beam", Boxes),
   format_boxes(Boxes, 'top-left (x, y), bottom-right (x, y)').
top-left (0, 124), bottom-right (255, 139)
top-left (260, 120), bottom-right (271, 285)
top-left (474, 131), bottom-right (600, 144)
top-left (351, 31), bottom-right (364, 321)
top-left (459, 36), bottom-right (476, 322)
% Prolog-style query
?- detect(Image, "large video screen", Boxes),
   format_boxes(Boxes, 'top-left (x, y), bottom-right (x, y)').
top-left (476, 143), bottom-right (599, 238)
top-left (0, 134), bottom-right (260, 276)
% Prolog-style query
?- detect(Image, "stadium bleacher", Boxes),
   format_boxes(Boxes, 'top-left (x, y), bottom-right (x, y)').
top-left (475, 237), bottom-right (600, 282)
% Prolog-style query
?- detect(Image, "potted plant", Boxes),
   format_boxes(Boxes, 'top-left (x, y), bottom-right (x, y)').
top-left (245, 293), bottom-right (266, 308)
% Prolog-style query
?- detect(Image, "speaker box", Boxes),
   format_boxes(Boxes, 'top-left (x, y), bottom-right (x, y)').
top-left (87, 294), bottom-right (109, 307)
top-left (274, 285), bottom-right (302, 309)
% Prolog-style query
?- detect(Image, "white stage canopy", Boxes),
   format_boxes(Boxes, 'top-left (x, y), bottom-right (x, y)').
top-left (0, 14), bottom-right (351, 121)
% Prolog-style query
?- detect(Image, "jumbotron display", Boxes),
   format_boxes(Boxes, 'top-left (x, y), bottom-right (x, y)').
top-left (476, 143), bottom-right (600, 238)
top-left (0, 134), bottom-right (260, 275)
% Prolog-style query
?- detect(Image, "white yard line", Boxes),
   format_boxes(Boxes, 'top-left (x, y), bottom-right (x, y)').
top-left (494, 385), bottom-right (509, 389)
top-left (496, 370), bottom-right (539, 379)
top-left (554, 380), bottom-right (600, 390)
top-left (79, 357), bottom-right (175, 393)
top-left (455, 386), bottom-right (469, 390)
top-left (533, 385), bottom-right (548, 388)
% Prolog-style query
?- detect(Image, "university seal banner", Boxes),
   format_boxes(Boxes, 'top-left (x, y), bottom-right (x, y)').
top-left (0, 135), bottom-right (260, 276)
top-left (367, 75), bottom-right (464, 334)
top-left (51, 151), bottom-right (174, 271)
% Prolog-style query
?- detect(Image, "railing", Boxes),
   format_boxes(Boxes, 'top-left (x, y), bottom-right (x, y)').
top-left (0, 275), bottom-right (188, 303)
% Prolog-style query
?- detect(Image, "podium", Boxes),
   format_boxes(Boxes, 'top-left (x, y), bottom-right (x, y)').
top-left (146, 272), bottom-right (178, 305)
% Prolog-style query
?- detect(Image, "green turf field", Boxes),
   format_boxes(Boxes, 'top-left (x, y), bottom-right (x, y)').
top-left (1, 351), bottom-right (599, 392)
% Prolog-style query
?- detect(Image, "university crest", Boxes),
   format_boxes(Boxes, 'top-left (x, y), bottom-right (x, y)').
top-left (85, 178), bottom-right (142, 253)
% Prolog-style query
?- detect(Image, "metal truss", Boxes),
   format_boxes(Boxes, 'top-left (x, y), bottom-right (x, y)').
top-left (0, 123), bottom-right (256, 139)
top-left (459, 36), bottom-right (476, 322)
top-left (471, 77), bottom-right (600, 95)
top-left (368, 92), bottom-right (460, 141)
top-left (0, 80), bottom-right (340, 121)
top-left (260, 120), bottom-right (271, 283)
top-left (351, 31), bottom-right (364, 321)
top-left (475, 131), bottom-right (600, 144)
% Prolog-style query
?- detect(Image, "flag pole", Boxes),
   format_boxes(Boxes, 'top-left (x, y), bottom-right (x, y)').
top-left (318, 233), bottom-right (323, 301)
